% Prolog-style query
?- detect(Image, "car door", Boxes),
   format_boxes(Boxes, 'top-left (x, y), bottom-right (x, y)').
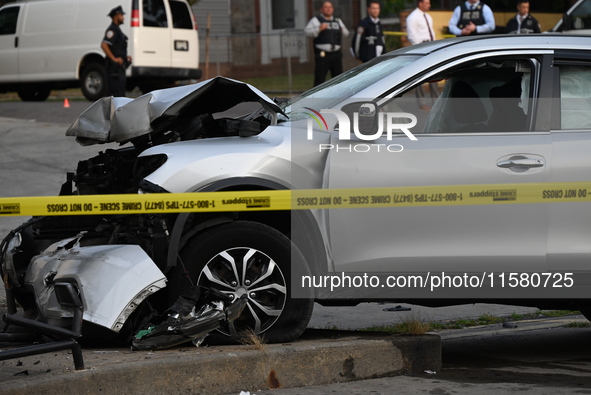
top-left (136, 0), bottom-right (171, 68)
top-left (326, 53), bottom-right (553, 285)
top-left (0, 5), bottom-right (20, 83)
top-left (547, 51), bottom-right (591, 274)
top-left (168, 0), bottom-right (198, 70)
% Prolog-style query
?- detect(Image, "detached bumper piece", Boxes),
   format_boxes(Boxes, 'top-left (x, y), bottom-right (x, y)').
top-left (132, 294), bottom-right (247, 351)
top-left (0, 282), bottom-right (85, 371)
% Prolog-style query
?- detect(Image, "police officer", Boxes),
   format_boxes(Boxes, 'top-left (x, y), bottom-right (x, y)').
top-left (305, 1), bottom-right (349, 86)
top-left (352, 1), bottom-right (386, 63)
top-left (506, 1), bottom-right (541, 34)
top-left (448, 0), bottom-right (495, 36)
top-left (101, 5), bottom-right (132, 97)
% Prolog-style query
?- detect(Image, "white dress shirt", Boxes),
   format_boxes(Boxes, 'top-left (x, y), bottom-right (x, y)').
top-left (406, 8), bottom-right (435, 45)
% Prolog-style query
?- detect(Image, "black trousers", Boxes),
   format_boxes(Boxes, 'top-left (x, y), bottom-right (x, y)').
top-left (313, 49), bottom-right (343, 87)
top-left (106, 62), bottom-right (126, 97)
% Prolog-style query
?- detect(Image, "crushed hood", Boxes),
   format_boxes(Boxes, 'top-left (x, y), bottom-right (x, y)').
top-left (66, 76), bottom-right (285, 146)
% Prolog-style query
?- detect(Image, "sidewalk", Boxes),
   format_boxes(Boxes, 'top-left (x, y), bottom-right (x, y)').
top-left (0, 321), bottom-right (440, 395)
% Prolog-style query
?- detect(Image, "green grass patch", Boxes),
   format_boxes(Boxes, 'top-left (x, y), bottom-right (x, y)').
top-left (565, 321), bottom-right (591, 328)
top-left (431, 313), bottom-right (505, 330)
top-left (358, 310), bottom-right (584, 333)
top-left (361, 313), bottom-right (432, 335)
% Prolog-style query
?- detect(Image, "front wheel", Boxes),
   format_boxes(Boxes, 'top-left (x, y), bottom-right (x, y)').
top-left (80, 63), bottom-right (107, 101)
top-left (172, 220), bottom-right (314, 343)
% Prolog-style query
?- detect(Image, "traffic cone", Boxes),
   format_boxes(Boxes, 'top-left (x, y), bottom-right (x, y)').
top-left (63, 98), bottom-right (70, 108)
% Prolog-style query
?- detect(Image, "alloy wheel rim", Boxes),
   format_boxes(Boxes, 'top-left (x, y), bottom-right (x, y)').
top-left (197, 247), bottom-right (286, 337)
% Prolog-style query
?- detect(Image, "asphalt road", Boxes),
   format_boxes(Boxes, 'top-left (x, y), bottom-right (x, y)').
top-left (0, 100), bottom-right (93, 126)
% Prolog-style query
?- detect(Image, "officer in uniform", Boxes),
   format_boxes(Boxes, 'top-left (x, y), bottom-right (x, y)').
top-left (506, 1), bottom-right (541, 34)
top-left (101, 5), bottom-right (131, 97)
top-left (352, 1), bottom-right (385, 63)
top-left (305, 1), bottom-right (349, 86)
top-left (448, 0), bottom-right (495, 36)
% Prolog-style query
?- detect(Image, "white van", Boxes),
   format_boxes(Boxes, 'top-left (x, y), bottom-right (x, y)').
top-left (551, 0), bottom-right (591, 34)
top-left (0, 0), bottom-right (201, 101)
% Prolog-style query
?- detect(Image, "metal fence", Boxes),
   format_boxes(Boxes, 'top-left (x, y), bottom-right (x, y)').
top-left (198, 30), bottom-right (366, 94)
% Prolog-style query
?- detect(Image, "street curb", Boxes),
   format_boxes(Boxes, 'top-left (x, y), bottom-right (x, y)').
top-left (0, 332), bottom-right (441, 394)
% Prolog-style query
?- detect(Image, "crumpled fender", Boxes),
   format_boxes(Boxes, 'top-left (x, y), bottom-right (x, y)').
top-left (25, 238), bottom-right (166, 332)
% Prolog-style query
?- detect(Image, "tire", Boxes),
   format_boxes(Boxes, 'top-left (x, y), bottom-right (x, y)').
top-left (171, 220), bottom-right (314, 343)
top-left (17, 86), bottom-right (50, 102)
top-left (80, 63), bottom-right (107, 101)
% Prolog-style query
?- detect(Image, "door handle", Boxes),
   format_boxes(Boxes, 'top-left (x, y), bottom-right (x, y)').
top-left (497, 158), bottom-right (544, 168)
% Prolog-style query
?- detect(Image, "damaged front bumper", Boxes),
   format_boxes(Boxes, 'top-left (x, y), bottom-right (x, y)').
top-left (2, 230), bottom-right (248, 353)
top-left (24, 235), bottom-right (167, 333)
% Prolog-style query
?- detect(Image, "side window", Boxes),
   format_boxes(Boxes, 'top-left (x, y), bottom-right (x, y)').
top-left (559, 65), bottom-right (591, 130)
top-left (271, 0), bottom-right (295, 30)
top-left (0, 6), bottom-right (19, 35)
top-left (382, 58), bottom-right (534, 134)
top-left (143, 0), bottom-right (168, 28)
top-left (168, 0), bottom-right (193, 29)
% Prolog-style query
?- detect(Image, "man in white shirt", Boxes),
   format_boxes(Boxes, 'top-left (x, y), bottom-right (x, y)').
top-left (448, 0), bottom-right (495, 36)
top-left (406, 0), bottom-right (436, 45)
top-left (406, 0), bottom-right (439, 108)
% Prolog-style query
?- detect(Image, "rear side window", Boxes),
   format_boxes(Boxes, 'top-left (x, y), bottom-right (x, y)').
top-left (169, 0), bottom-right (192, 29)
top-left (0, 6), bottom-right (19, 35)
top-left (559, 65), bottom-right (591, 129)
top-left (143, 0), bottom-right (168, 28)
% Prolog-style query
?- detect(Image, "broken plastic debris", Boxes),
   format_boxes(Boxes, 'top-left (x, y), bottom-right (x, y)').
top-left (424, 370), bottom-right (437, 374)
top-left (192, 336), bottom-right (208, 347)
top-left (132, 294), bottom-right (247, 350)
top-left (239, 392), bottom-right (251, 395)
top-left (134, 327), bottom-right (154, 340)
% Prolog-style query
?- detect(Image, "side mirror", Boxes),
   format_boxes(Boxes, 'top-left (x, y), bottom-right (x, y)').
top-left (340, 101), bottom-right (378, 136)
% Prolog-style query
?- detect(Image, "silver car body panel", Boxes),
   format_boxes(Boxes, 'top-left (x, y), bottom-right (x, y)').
top-left (25, 238), bottom-right (167, 332)
top-left (139, 119), bottom-right (331, 193)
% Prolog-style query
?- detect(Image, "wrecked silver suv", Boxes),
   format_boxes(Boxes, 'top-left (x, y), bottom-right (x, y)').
top-left (6, 34), bottom-right (591, 352)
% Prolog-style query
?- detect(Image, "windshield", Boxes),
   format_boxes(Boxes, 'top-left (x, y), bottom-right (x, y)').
top-left (282, 54), bottom-right (421, 121)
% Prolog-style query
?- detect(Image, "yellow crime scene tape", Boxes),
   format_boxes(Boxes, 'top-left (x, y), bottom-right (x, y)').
top-left (1, 182), bottom-right (591, 217)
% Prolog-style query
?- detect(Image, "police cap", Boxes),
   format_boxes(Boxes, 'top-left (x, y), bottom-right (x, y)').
top-left (108, 6), bottom-right (125, 18)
